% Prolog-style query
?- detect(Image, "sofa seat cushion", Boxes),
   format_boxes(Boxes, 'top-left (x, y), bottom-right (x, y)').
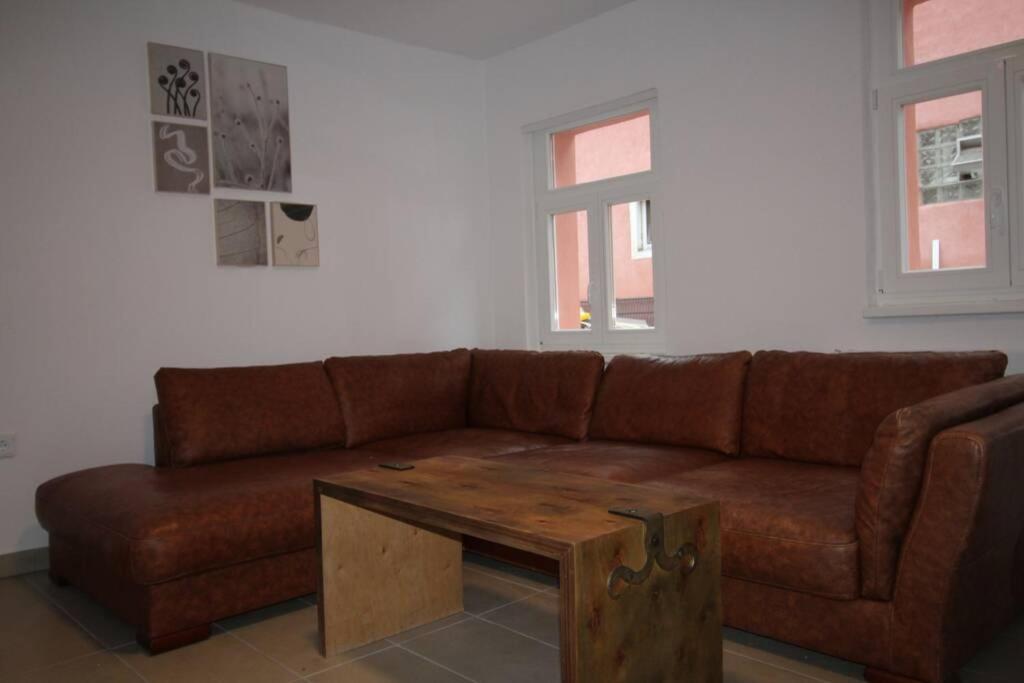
top-left (325, 349), bottom-right (471, 447)
top-left (589, 352), bottom-right (751, 454)
top-left (357, 428), bottom-right (572, 460)
top-left (35, 449), bottom-right (392, 585)
top-left (489, 441), bottom-right (726, 484)
top-left (650, 459), bottom-right (861, 599)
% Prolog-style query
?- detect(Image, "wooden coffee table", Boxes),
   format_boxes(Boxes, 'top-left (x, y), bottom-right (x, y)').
top-left (314, 456), bottom-right (722, 682)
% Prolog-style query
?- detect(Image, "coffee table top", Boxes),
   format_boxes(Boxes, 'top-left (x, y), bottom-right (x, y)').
top-left (315, 455), bottom-right (712, 559)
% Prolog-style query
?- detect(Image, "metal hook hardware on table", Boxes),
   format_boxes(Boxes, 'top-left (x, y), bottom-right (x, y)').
top-left (606, 506), bottom-right (699, 599)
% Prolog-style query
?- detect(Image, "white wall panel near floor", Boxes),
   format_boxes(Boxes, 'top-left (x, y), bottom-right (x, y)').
top-left (0, 0), bottom-right (492, 555)
top-left (482, 0), bottom-right (1024, 364)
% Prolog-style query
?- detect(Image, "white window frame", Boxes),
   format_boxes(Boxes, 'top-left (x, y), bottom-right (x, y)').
top-left (865, 0), bottom-right (1024, 317)
top-left (525, 89), bottom-right (665, 351)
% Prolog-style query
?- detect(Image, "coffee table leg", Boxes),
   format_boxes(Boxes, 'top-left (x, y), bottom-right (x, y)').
top-left (561, 505), bottom-right (722, 682)
top-left (317, 495), bottom-right (463, 656)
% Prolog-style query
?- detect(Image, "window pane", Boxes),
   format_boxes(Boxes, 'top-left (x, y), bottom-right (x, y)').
top-left (608, 200), bottom-right (654, 329)
top-left (902, 91), bottom-right (985, 272)
top-left (551, 111), bottom-right (651, 188)
top-left (550, 210), bottom-right (591, 331)
top-left (903, 0), bottom-right (1024, 67)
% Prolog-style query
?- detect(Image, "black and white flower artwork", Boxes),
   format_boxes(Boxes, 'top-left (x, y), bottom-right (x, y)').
top-left (148, 43), bottom-right (206, 120)
top-left (209, 53), bottom-right (291, 192)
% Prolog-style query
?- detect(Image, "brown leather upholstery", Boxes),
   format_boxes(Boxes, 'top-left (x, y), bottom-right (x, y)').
top-left (325, 349), bottom-right (471, 447)
top-left (651, 459), bottom-right (861, 599)
top-left (490, 441), bottom-right (726, 483)
top-left (886, 403), bottom-right (1024, 683)
top-left (356, 427), bottom-right (572, 460)
top-left (154, 363), bottom-right (346, 467)
top-left (857, 374), bottom-right (1024, 600)
top-left (741, 350), bottom-right (1007, 466)
top-left (468, 349), bottom-right (605, 439)
top-left (36, 450), bottom-right (385, 584)
top-left (589, 352), bottom-right (751, 454)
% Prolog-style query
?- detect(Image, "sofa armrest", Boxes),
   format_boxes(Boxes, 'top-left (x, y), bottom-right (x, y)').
top-left (857, 375), bottom-right (1024, 599)
top-left (885, 403), bottom-right (1024, 683)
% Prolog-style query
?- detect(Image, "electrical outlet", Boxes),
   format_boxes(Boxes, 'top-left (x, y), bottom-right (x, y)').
top-left (0, 434), bottom-right (15, 459)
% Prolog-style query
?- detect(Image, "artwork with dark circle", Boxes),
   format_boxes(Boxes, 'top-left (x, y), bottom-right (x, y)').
top-left (214, 199), bottom-right (268, 266)
top-left (209, 53), bottom-right (292, 192)
top-left (147, 43), bottom-right (206, 120)
top-left (151, 121), bottom-right (210, 194)
top-left (271, 202), bottom-right (319, 266)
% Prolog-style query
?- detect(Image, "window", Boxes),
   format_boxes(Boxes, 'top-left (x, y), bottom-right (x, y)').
top-left (868, 2), bottom-right (1024, 315)
top-left (528, 90), bottom-right (662, 349)
top-left (902, 0), bottom-right (1024, 67)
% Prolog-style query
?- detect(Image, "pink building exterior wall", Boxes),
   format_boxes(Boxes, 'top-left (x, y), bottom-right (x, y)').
top-left (903, 0), bottom-right (1024, 270)
top-left (551, 113), bottom-right (652, 329)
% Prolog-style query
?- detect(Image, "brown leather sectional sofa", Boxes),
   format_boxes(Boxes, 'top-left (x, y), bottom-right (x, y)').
top-left (35, 348), bottom-right (1024, 683)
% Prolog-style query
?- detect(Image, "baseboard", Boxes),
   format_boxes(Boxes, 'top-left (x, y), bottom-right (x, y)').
top-left (0, 546), bottom-right (49, 578)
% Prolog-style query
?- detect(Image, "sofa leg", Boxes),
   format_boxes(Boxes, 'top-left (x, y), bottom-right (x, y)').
top-left (137, 623), bottom-right (211, 654)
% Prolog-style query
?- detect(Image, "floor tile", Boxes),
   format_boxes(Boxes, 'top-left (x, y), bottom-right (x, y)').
top-left (14, 651), bottom-right (143, 683)
top-left (725, 650), bottom-right (826, 682)
top-left (0, 577), bottom-right (102, 680)
top-left (115, 631), bottom-right (295, 683)
top-left (482, 592), bottom-right (560, 647)
top-left (388, 612), bottom-right (473, 644)
top-left (215, 597), bottom-right (311, 631)
top-left (221, 601), bottom-right (391, 676)
top-left (310, 646), bottom-right (471, 682)
top-left (463, 567), bottom-right (540, 615)
top-left (464, 553), bottom-right (558, 591)
top-left (403, 617), bottom-right (559, 683)
top-left (724, 627), bottom-right (863, 682)
top-left (22, 572), bottom-right (136, 648)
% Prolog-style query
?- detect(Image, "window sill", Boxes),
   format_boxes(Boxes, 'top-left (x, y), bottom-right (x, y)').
top-left (863, 298), bottom-right (1024, 318)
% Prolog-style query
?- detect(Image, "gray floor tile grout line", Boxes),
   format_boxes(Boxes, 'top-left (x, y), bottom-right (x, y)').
top-left (298, 640), bottom-right (398, 679)
top-left (393, 641), bottom-right (480, 682)
top-left (472, 586), bottom-right (551, 619)
top-left (19, 575), bottom-right (112, 649)
top-left (463, 563), bottom-right (552, 592)
top-left (472, 613), bottom-right (560, 651)
top-left (216, 621), bottom-right (312, 680)
top-left (111, 650), bottom-right (153, 683)
top-left (727, 648), bottom-right (835, 683)
top-left (384, 613), bottom-right (474, 646)
top-left (722, 642), bottom-right (863, 682)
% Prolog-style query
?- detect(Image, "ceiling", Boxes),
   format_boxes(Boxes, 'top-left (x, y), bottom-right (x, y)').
top-left (236, 0), bottom-right (636, 60)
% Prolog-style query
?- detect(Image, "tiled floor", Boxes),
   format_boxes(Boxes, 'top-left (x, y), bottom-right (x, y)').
top-left (3, 554), bottom-right (1023, 682)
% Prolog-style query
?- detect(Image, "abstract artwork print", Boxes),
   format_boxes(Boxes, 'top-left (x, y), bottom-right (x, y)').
top-left (152, 122), bottom-right (210, 194)
top-left (209, 53), bottom-right (291, 192)
top-left (271, 203), bottom-right (319, 266)
top-left (148, 43), bottom-right (206, 120)
top-left (214, 200), bottom-right (267, 266)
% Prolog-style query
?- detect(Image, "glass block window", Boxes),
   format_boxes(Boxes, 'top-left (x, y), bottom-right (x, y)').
top-left (917, 115), bottom-right (983, 205)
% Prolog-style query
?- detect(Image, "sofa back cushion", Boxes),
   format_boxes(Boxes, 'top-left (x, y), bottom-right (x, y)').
top-left (857, 374), bottom-right (1024, 600)
top-left (325, 349), bottom-right (472, 447)
top-left (741, 350), bottom-right (1007, 466)
top-left (589, 352), bottom-right (752, 454)
top-left (154, 362), bottom-right (346, 467)
top-left (468, 349), bottom-right (605, 440)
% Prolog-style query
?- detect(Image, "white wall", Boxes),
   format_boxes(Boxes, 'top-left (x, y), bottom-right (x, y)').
top-left (483, 0), bottom-right (1024, 362)
top-left (0, 0), bottom-right (491, 555)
